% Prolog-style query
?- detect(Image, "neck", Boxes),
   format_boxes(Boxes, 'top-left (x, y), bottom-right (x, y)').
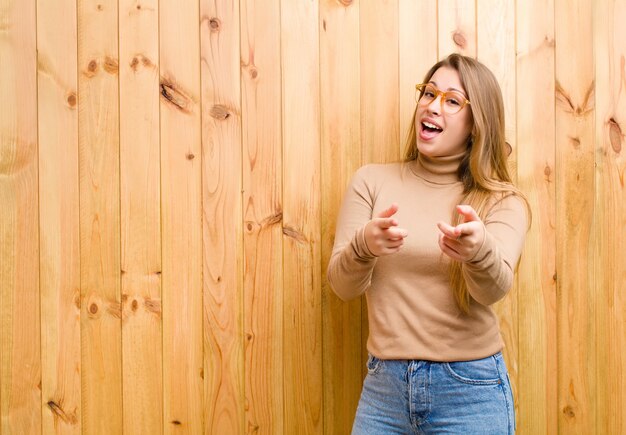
top-left (410, 151), bottom-right (465, 184)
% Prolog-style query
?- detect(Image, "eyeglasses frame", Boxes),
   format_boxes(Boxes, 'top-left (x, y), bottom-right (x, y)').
top-left (415, 83), bottom-right (471, 114)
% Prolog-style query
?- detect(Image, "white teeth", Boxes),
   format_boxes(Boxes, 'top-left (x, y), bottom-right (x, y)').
top-left (423, 121), bottom-right (442, 130)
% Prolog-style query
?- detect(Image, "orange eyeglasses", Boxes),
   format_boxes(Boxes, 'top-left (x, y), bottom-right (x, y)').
top-left (415, 83), bottom-right (470, 114)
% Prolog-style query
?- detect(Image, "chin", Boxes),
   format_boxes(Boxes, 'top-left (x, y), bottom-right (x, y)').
top-left (416, 141), bottom-right (439, 157)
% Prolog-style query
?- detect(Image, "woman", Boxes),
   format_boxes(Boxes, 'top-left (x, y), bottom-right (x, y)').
top-left (327, 53), bottom-right (529, 434)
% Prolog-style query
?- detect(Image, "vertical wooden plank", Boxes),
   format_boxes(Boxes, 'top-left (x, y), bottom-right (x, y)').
top-left (594, 1), bottom-right (626, 433)
top-left (240, 0), bottom-right (284, 433)
top-left (516, 0), bottom-right (557, 433)
top-left (37, 0), bottom-right (81, 432)
top-left (281, 0), bottom-right (322, 434)
top-left (77, 0), bottom-right (122, 433)
top-left (0, 0), bottom-right (41, 432)
top-left (359, 0), bottom-right (399, 381)
top-left (438, 0), bottom-right (476, 59)
top-left (119, 0), bottom-right (162, 433)
top-left (477, 0), bottom-right (516, 172)
top-left (319, 1), bottom-right (362, 433)
top-left (476, 0), bottom-right (519, 414)
top-left (200, 1), bottom-right (244, 433)
top-left (160, 0), bottom-right (204, 432)
top-left (555, 0), bottom-right (596, 432)
top-left (360, 0), bottom-right (399, 165)
top-left (399, 0), bottom-right (438, 150)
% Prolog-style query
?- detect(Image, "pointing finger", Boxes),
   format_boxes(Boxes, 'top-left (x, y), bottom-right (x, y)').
top-left (377, 203), bottom-right (399, 219)
top-left (456, 204), bottom-right (481, 222)
top-left (437, 221), bottom-right (461, 239)
top-left (377, 218), bottom-right (398, 229)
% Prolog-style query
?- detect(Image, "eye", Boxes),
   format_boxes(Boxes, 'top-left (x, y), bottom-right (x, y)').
top-left (445, 93), bottom-right (465, 106)
top-left (423, 87), bottom-right (437, 98)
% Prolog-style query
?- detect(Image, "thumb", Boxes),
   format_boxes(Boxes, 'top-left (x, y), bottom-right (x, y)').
top-left (377, 203), bottom-right (399, 219)
top-left (456, 204), bottom-right (481, 222)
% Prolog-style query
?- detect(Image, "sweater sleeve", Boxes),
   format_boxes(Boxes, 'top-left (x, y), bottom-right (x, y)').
top-left (462, 194), bottom-right (528, 306)
top-left (326, 165), bottom-right (378, 301)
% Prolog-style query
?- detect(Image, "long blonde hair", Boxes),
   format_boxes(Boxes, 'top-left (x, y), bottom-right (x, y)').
top-left (404, 53), bottom-right (530, 313)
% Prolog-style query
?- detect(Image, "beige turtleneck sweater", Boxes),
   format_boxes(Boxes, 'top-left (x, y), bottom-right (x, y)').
top-left (327, 153), bottom-right (527, 361)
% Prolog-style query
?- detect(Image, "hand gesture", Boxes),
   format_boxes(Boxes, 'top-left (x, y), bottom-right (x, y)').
top-left (437, 205), bottom-right (485, 262)
top-left (364, 204), bottom-right (408, 257)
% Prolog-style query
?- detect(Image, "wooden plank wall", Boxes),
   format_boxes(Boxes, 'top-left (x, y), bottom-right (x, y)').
top-left (1, 1), bottom-right (625, 434)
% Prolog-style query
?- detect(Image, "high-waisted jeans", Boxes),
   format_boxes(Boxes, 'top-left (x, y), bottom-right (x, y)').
top-left (352, 351), bottom-right (516, 434)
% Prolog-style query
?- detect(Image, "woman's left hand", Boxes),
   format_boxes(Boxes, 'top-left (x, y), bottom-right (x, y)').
top-left (437, 205), bottom-right (485, 262)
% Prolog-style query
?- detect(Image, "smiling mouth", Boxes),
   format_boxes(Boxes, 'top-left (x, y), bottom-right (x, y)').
top-left (422, 121), bottom-right (443, 133)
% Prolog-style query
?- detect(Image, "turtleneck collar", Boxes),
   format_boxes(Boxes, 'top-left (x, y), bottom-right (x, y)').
top-left (409, 151), bottom-right (465, 185)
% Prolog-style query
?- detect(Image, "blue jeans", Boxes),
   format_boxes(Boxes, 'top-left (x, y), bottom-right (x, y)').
top-left (352, 352), bottom-right (515, 434)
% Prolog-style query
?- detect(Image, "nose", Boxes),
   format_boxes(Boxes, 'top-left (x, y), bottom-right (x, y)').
top-left (426, 95), bottom-right (443, 115)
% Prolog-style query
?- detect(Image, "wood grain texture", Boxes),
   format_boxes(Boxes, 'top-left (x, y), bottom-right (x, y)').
top-left (320, 0), bottom-right (363, 433)
top-left (200, 0), bottom-right (244, 433)
top-left (555, 0), bottom-right (596, 432)
top-left (37, 0), bottom-right (81, 432)
top-left (281, 0), bottom-right (323, 433)
top-left (594, 1), bottom-right (626, 433)
top-left (476, 0), bottom-right (519, 412)
top-left (399, 0), bottom-right (438, 154)
top-left (4, 3), bottom-right (626, 433)
top-left (160, 0), bottom-right (204, 432)
top-left (516, 0), bottom-right (557, 433)
top-left (77, 0), bottom-right (122, 433)
top-left (119, 0), bottom-right (162, 433)
top-left (359, 0), bottom-right (400, 379)
top-left (0, 0), bottom-right (41, 433)
top-left (360, 0), bottom-right (400, 166)
top-left (438, 0), bottom-right (476, 59)
top-left (240, 0), bottom-right (284, 433)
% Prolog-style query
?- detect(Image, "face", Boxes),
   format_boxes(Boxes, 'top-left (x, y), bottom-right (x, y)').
top-left (414, 66), bottom-right (473, 157)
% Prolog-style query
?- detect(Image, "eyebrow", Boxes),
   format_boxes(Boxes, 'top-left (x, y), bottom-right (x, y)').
top-left (428, 81), bottom-right (468, 97)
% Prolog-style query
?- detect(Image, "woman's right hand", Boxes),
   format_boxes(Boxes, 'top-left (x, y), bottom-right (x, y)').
top-left (363, 203), bottom-right (408, 256)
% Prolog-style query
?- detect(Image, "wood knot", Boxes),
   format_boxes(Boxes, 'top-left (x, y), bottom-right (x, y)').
top-left (131, 300), bottom-right (139, 311)
top-left (608, 117), bottom-right (623, 153)
top-left (209, 104), bottom-right (230, 120)
top-left (89, 303), bottom-right (98, 315)
top-left (97, 4), bottom-right (103, 11)
top-left (249, 67), bottom-right (258, 79)
top-left (136, 4), bottom-right (141, 9)
top-left (160, 79), bottom-right (193, 113)
top-left (103, 56), bottom-right (119, 74)
top-left (66, 93), bottom-right (77, 108)
top-left (209, 17), bottom-right (221, 31)
top-left (86, 60), bottom-right (98, 77)
top-left (171, 420), bottom-right (182, 426)
top-left (246, 222), bottom-right (254, 232)
top-left (283, 226), bottom-right (308, 244)
top-left (562, 405), bottom-right (575, 419)
top-left (452, 31), bottom-right (467, 49)
top-left (144, 298), bottom-right (161, 315)
top-left (130, 57), bottom-right (139, 71)
top-left (544, 164), bottom-right (552, 181)
top-left (186, 153), bottom-right (195, 160)
top-left (47, 401), bottom-right (78, 425)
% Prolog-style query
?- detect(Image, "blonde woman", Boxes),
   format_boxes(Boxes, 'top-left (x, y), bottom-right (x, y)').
top-left (327, 53), bottom-right (529, 434)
